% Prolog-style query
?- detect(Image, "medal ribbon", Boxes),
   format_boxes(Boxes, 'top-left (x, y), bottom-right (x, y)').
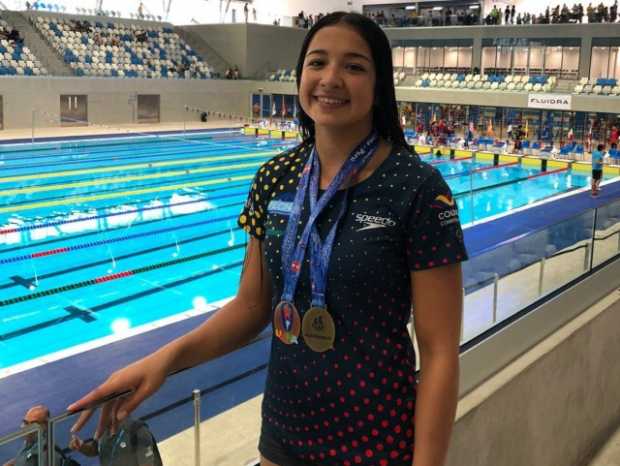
top-left (280, 131), bottom-right (379, 304)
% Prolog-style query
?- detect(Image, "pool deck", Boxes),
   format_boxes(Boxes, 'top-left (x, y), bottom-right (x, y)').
top-left (0, 125), bottom-right (619, 445)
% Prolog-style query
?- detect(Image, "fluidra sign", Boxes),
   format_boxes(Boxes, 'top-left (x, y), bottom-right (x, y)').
top-left (527, 94), bottom-right (572, 110)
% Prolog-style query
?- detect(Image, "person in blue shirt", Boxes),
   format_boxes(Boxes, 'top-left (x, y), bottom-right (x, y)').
top-left (591, 143), bottom-right (605, 196)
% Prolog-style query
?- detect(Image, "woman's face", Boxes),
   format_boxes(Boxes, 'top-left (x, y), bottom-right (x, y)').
top-left (298, 24), bottom-right (376, 133)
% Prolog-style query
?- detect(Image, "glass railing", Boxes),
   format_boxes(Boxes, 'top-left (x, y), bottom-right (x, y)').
top-left (1, 197), bottom-right (619, 465)
top-left (0, 422), bottom-right (44, 466)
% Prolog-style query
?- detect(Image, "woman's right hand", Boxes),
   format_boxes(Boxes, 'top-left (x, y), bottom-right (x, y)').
top-left (67, 354), bottom-right (167, 438)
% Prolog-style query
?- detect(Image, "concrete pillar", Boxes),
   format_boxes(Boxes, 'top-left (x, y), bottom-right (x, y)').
top-left (472, 36), bottom-right (482, 71)
top-left (579, 36), bottom-right (592, 79)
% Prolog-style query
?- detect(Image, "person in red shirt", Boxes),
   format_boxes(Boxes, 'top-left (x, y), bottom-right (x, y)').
top-left (609, 125), bottom-right (619, 146)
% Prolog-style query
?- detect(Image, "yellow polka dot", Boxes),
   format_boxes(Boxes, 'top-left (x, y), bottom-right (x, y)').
top-left (263, 185), bottom-right (269, 190)
top-left (255, 211), bottom-right (262, 219)
top-left (274, 165), bottom-right (280, 171)
top-left (239, 214), bottom-right (247, 225)
top-left (252, 183), bottom-right (257, 190)
top-left (244, 225), bottom-right (250, 232)
top-left (272, 177), bottom-right (277, 183)
top-left (271, 192), bottom-right (276, 197)
top-left (256, 227), bottom-right (263, 236)
top-left (279, 185), bottom-right (285, 191)
top-left (255, 194), bottom-right (260, 201)
top-left (251, 218), bottom-right (256, 226)
top-left (288, 179), bottom-right (294, 184)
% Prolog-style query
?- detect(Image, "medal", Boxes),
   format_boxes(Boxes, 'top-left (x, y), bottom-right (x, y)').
top-left (273, 301), bottom-right (301, 344)
top-left (277, 130), bottom-right (379, 350)
top-left (302, 307), bottom-right (335, 352)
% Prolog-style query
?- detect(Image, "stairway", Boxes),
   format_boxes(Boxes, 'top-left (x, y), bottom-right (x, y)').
top-left (0, 10), bottom-right (73, 76)
top-left (174, 26), bottom-right (230, 78)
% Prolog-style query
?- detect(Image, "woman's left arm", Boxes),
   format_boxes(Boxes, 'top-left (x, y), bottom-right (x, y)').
top-left (410, 262), bottom-right (463, 466)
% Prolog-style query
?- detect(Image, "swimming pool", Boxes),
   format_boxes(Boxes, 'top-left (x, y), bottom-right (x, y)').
top-left (0, 130), bottom-right (603, 371)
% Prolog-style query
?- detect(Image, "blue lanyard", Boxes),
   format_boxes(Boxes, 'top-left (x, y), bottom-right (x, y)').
top-left (280, 131), bottom-right (379, 304)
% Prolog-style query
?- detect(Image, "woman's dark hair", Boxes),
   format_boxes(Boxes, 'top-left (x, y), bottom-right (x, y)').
top-left (295, 11), bottom-right (406, 148)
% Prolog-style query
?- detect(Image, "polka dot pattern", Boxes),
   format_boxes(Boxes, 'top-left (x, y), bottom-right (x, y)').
top-left (238, 143), bottom-right (467, 465)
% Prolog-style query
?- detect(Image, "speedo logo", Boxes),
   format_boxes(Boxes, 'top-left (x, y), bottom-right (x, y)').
top-left (354, 213), bottom-right (396, 232)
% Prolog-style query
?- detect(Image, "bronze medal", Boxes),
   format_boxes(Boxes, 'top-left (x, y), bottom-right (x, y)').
top-left (274, 301), bottom-right (301, 345)
top-left (302, 307), bottom-right (336, 352)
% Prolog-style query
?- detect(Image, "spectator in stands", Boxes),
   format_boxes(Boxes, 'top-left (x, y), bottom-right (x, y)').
top-left (2, 405), bottom-right (73, 466)
top-left (610, 125), bottom-right (619, 146)
top-left (136, 30), bottom-right (147, 42)
top-left (244, 2), bottom-right (249, 23)
top-left (7, 28), bottom-right (23, 44)
top-left (224, 67), bottom-right (232, 79)
top-left (253, 7), bottom-right (257, 22)
top-left (25, 1), bottom-right (31, 10)
top-left (504, 6), bottom-right (510, 24)
top-left (232, 65), bottom-right (240, 79)
top-left (138, 1), bottom-right (145, 19)
top-left (611, 0), bottom-right (618, 21)
top-left (510, 4), bottom-right (516, 23)
top-left (587, 2), bottom-right (595, 21)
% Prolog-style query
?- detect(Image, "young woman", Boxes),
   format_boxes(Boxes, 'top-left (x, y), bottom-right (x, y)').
top-left (69, 12), bottom-right (467, 466)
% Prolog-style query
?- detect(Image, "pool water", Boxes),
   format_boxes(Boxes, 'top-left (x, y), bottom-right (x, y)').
top-left (0, 131), bottom-right (601, 369)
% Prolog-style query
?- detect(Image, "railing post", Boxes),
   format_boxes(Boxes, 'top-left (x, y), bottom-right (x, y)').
top-left (584, 242), bottom-right (591, 271)
top-left (47, 418), bottom-right (54, 466)
top-left (538, 257), bottom-right (546, 296)
top-left (37, 425), bottom-right (43, 466)
top-left (193, 389), bottom-right (201, 466)
top-left (492, 273), bottom-right (499, 324)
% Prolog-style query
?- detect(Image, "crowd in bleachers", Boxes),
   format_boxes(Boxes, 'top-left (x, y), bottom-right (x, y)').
top-left (294, 11), bottom-right (329, 28)
top-left (364, 1), bottom-right (618, 27)
top-left (0, 14), bottom-right (47, 76)
top-left (486, 1), bottom-right (618, 25)
top-left (367, 8), bottom-right (481, 27)
top-left (31, 15), bottom-right (213, 79)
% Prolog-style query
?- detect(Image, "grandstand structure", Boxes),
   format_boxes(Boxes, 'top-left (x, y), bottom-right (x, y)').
top-left (0, 10), bottom-right (617, 148)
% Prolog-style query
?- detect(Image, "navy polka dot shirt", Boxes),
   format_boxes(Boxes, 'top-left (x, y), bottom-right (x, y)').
top-left (238, 141), bottom-right (467, 465)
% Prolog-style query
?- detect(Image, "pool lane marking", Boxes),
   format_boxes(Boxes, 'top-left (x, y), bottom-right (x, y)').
top-left (0, 173), bottom-right (257, 214)
top-left (0, 259), bottom-right (243, 344)
top-left (0, 159), bottom-right (266, 196)
top-left (0, 184), bottom-right (249, 236)
top-left (454, 166), bottom-right (570, 197)
top-left (0, 150), bottom-right (277, 184)
top-left (0, 242), bottom-right (247, 309)
top-left (444, 161), bottom-right (520, 178)
top-left (0, 210), bottom-right (241, 266)
top-left (0, 222), bottom-right (241, 291)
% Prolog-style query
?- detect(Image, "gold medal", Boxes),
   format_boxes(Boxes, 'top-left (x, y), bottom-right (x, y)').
top-left (302, 307), bottom-right (336, 352)
top-left (274, 301), bottom-right (301, 345)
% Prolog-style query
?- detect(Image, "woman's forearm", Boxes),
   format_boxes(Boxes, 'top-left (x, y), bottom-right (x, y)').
top-left (412, 353), bottom-right (459, 466)
top-left (152, 295), bottom-right (272, 375)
